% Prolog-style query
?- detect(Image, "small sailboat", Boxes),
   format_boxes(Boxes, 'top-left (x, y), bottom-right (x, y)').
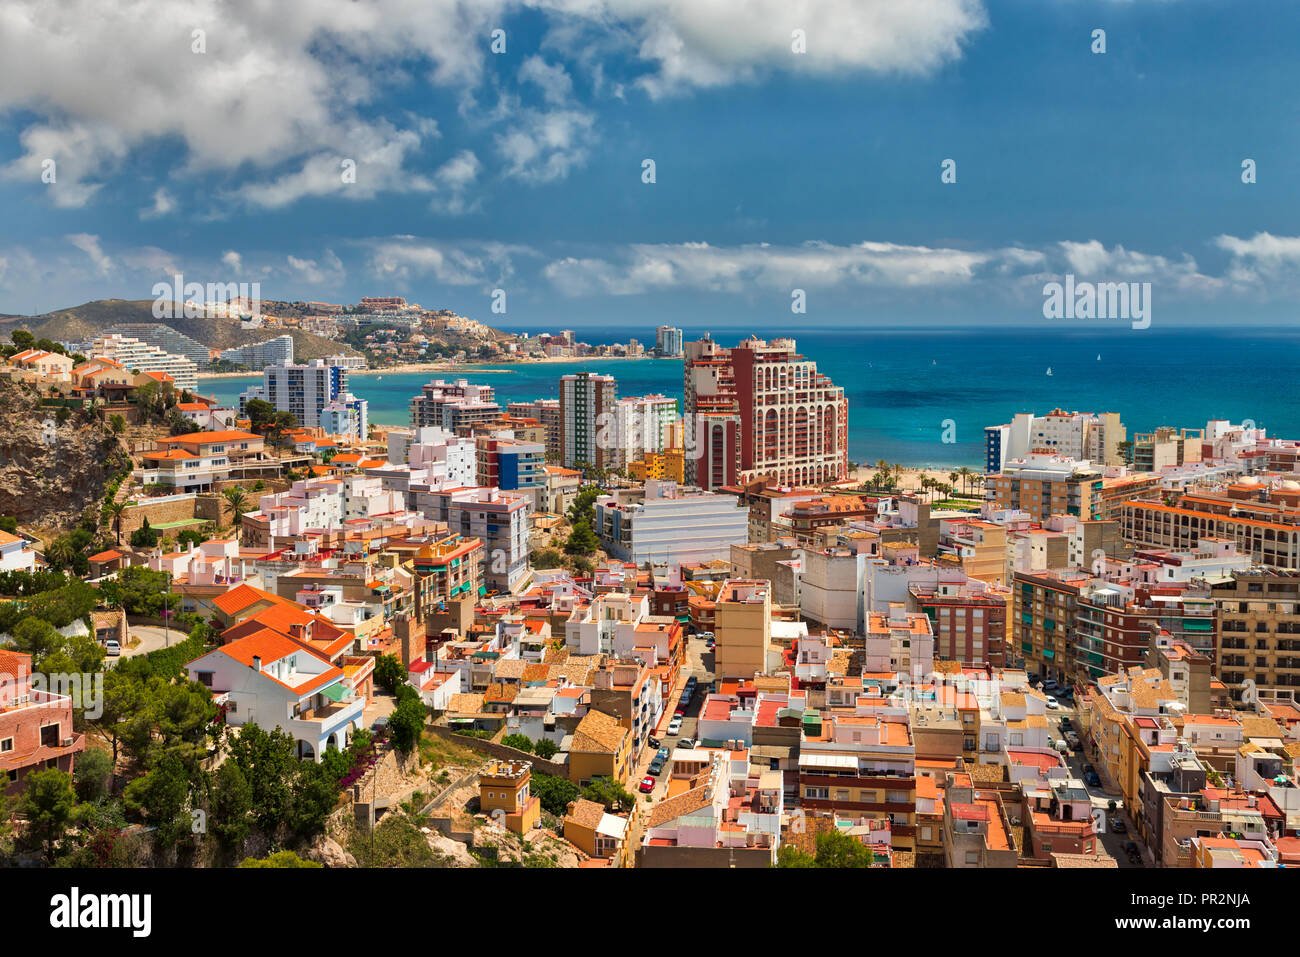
top-left (1046, 367), bottom-right (1053, 376)
top-left (1096, 354), bottom-right (1101, 361)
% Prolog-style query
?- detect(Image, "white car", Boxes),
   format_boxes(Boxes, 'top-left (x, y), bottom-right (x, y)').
top-left (1045, 696), bottom-right (1060, 710)
top-left (104, 639), bottom-right (121, 656)
top-left (667, 717), bottom-right (683, 735)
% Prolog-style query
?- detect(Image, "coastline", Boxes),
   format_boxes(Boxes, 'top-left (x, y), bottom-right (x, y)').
top-left (194, 353), bottom-right (670, 381)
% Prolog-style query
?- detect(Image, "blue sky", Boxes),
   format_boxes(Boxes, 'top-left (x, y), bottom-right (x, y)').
top-left (2, 0), bottom-right (1299, 329)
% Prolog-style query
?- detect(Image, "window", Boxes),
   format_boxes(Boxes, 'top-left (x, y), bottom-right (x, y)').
top-left (0, 738), bottom-right (11, 753)
top-left (197, 672), bottom-right (213, 688)
top-left (920, 826), bottom-right (933, 841)
top-left (40, 724), bottom-right (59, 747)
top-left (964, 851), bottom-right (979, 864)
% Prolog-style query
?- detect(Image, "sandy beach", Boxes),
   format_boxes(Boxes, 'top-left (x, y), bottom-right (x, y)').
top-left (194, 353), bottom-right (661, 381)
top-left (847, 465), bottom-right (985, 497)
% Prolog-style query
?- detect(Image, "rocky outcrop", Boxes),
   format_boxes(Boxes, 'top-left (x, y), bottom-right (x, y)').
top-left (305, 835), bottom-right (357, 869)
top-left (0, 378), bottom-right (129, 529)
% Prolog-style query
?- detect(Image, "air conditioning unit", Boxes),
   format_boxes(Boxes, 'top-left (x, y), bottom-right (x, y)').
top-left (62, 736), bottom-right (74, 747)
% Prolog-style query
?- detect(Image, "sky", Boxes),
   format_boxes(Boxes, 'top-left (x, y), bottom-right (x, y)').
top-left (2, 0), bottom-right (1300, 330)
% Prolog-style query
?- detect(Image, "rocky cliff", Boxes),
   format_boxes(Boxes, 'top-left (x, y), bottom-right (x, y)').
top-left (0, 378), bottom-right (130, 530)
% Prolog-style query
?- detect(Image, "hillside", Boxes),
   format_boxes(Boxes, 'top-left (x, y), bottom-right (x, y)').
top-left (0, 378), bottom-right (131, 530)
top-left (0, 299), bottom-right (360, 361)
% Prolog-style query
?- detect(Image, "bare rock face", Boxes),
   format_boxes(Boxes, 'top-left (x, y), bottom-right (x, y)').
top-left (0, 379), bottom-right (129, 528)
top-left (306, 835), bottom-right (357, 869)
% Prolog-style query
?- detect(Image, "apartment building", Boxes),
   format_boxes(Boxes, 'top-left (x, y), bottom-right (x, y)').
top-left (88, 332), bottom-right (198, 390)
top-left (1121, 494), bottom-right (1300, 568)
top-left (1212, 568), bottom-right (1300, 703)
top-left (559, 371), bottom-right (617, 469)
top-left (594, 480), bottom-right (748, 566)
top-left (986, 454), bottom-right (1104, 522)
top-left (238, 358), bottom-right (353, 430)
top-left (909, 580), bottom-right (1009, 668)
top-left (682, 335), bottom-right (848, 490)
top-left (409, 379), bottom-right (501, 433)
top-left (219, 334), bottom-right (294, 370)
top-left (714, 579), bottom-right (772, 680)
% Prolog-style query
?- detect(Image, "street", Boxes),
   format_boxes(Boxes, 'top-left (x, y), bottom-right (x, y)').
top-left (1056, 706), bottom-right (1146, 868)
top-left (632, 632), bottom-right (715, 803)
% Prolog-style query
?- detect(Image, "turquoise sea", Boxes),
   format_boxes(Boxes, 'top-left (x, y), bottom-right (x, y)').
top-left (203, 326), bottom-right (1300, 470)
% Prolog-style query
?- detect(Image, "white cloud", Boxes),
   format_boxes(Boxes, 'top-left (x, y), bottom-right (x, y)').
top-left (496, 108), bottom-right (596, 183)
top-left (1214, 232), bottom-right (1300, 285)
top-left (285, 250), bottom-right (345, 286)
top-left (365, 238), bottom-right (527, 287)
top-left (66, 234), bottom-right (114, 276)
top-left (140, 187), bottom-right (176, 219)
top-left (430, 150), bottom-right (483, 214)
top-left (1057, 239), bottom-right (1219, 293)
top-left (537, 0), bottom-right (989, 97)
top-left (543, 239), bottom-right (1039, 295)
top-left (519, 55), bottom-right (575, 105)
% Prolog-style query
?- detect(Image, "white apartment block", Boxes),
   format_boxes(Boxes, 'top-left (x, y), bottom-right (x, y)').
top-left (88, 333), bottom-right (198, 390)
top-left (240, 358), bottom-right (350, 429)
top-left (595, 479), bottom-right (748, 566)
top-left (603, 394), bottom-right (679, 469)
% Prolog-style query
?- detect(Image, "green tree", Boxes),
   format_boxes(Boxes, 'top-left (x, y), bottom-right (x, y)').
top-left (244, 398), bottom-right (275, 432)
top-left (533, 738), bottom-right (559, 760)
top-left (130, 517), bottom-right (159, 548)
top-left (222, 487), bottom-right (249, 526)
top-left (814, 827), bottom-right (876, 868)
top-left (104, 500), bottom-right (128, 546)
top-left (73, 748), bottom-right (114, 803)
top-left (501, 733), bottom-right (533, 753)
top-left (387, 696), bottom-right (428, 753)
top-left (287, 760), bottom-right (341, 840)
top-left (775, 844), bottom-right (819, 867)
top-left (564, 521), bottom-right (598, 556)
top-left (530, 773), bottom-right (579, 816)
top-left (226, 724), bottom-right (296, 834)
top-left (123, 751), bottom-right (193, 848)
top-left (373, 653), bottom-right (405, 694)
top-left (19, 768), bottom-right (77, 864)
top-left (581, 776), bottom-right (636, 813)
top-left (108, 413), bottom-right (126, 435)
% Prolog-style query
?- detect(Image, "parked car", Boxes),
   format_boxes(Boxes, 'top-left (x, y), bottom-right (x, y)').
top-left (679, 738), bottom-right (695, 750)
top-left (1065, 733), bottom-right (1082, 750)
top-left (1111, 817), bottom-right (1127, 833)
top-left (657, 747), bottom-right (671, 761)
top-left (647, 736), bottom-right (661, 750)
top-left (638, 776), bottom-right (656, 794)
top-left (1045, 696), bottom-right (1061, 710)
top-left (1082, 763), bottom-right (1095, 776)
top-left (104, 639), bottom-right (121, 656)
top-left (648, 758), bottom-right (665, 775)
top-left (667, 717), bottom-right (683, 735)
top-left (674, 708), bottom-right (685, 718)
top-left (1124, 841), bottom-right (1140, 855)
top-left (1059, 717), bottom-right (1073, 730)
top-left (1085, 771), bottom-right (1102, 787)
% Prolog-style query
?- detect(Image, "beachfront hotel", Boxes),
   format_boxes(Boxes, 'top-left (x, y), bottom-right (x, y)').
top-left (682, 336), bottom-right (849, 491)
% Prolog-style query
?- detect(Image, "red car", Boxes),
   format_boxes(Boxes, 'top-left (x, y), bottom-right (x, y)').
top-left (674, 709), bottom-right (685, 718)
top-left (638, 776), bottom-right (656, 794)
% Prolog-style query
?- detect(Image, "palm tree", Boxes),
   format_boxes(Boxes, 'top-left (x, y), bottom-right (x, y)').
top-left (105, 500), bottom-right (128, 546)
top-left (223, 487), bottom-right (250, 528)
top-left (948, 471), bottom-right (959, 493)
top-left (957, 466), bottom-right (973, 496)
top-left (44, 538), bottom-right (73, 570)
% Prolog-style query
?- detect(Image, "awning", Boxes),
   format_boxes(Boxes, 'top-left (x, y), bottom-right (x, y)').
top-left (799, 753), bottom-right (857, 771)
top-left (320, 684), bottom-right (347, 703)
top-left (478, 584), bottom-right (487, 596)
